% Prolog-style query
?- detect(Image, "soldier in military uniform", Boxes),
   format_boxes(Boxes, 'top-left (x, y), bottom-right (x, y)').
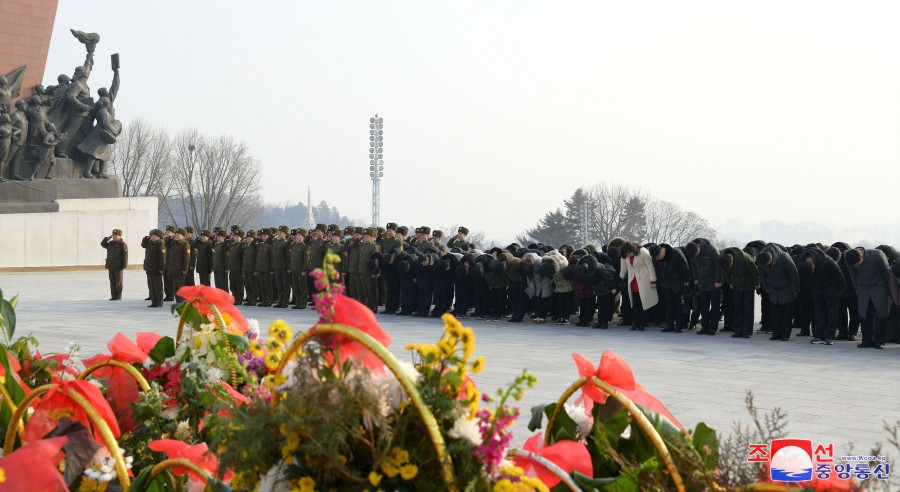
top-left (272, 225), bottom-right (291, 308)
top-left (289, 228), bottom-right (310, 309)
top-left (162, 225), bottom-right (176, 301)
top-left (448, 227), bottom-right (469, 250)
top-left (195, 230), bottom-right (214, 286)
top-left (344, 227), bottom-right (361, 300)
top-left (142, 229), bottom-right (166, 307)
top-left (167, 228), bottom-right (191, 302)
top-left (410, 227), bottom-right (432, 252)
top-left (101, 228), bottom-right (128, 300)
top-left (396, 225), bottom-right (410, 250)
top-left (307, 224), bottom-right (328, 296)
top-left (379, 223), bottom-right (404, 313)
top-left (357, 227), bottom-right (381, 311)
top-left (212, 230), bottom-right (229, 291)
top-left (256, 228), bottom-right (274, 307)
top-left (228, 230), bottom-right (245, 304)
top-left (184, 226), bottom-right (197, 286)
top-left (241, 230), bottom-right (259, 305)
top-left (430, 230), bottom-right (448, 255)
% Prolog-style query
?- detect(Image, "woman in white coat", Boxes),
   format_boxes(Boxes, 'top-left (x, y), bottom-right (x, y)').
top-left (618, 241), bottom-right (659, 330)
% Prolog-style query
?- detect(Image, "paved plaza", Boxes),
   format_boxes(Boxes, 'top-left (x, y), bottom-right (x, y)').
top-left (2, 269), bottom-right (899, 457)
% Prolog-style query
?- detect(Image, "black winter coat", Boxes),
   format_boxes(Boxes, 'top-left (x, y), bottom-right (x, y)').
top-left (758, 245), bottom-right (799, 305)
top-left (654, 244), bottom-right (691, 292)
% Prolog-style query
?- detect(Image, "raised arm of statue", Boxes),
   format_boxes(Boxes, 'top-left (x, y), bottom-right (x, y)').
top-left (108, 70), bottom-right (120, 104)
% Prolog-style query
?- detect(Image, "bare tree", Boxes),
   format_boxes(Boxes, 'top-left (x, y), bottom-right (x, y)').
top-left (643, 199), bottom-right (717, 246)
top-left (165, 130), bottom-right (262, 229)
top-left (586, 183), bottom-right (649, 244)
top-left (109, 118), bottom-right (174, 205)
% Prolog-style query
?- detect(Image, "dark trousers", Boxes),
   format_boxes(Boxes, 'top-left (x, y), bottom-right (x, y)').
top-left (598, 294), bottom-right (614, 325)
top-left (171, 274), bottom-right (186, 302)
top-left (385, 276), bottom-right (401, 313)
top-left (652, 289), bottom-right (666, 324)
top-left (663, 288), bottom-right (684, 330)
top-left (508, 282), bottom-right (527, 321)
top-left (229, 271), bottom-right (244, 303)
top-left (346, 272), bottom-right (358, 299)
top-left (553, 291), bottom-right (573, 320)
top-left (360, 274), bottom-right (377, 311)
top-left (490, 287), bottom-right (506, 318)
top-left (771, 302), bottom-right (793, 340)
top-left (378, 275), bottom-right (387, 307)
top-left (417, 280), bottom-right (433, 315)
top-left (214, 271), bottom-right (228, 292)
top-left (275, 270), bottom-right (289, 306)
top-left (108, 269), bottom-right (123, 300)
top-left (860, 300), bottom-right (887, 347)
top-left (199, 272), bottom-right (211, 286)
top-left (258, 272), bottom-right (273, 305)
top-left (732, 288), bottom-right (755, 337)
top-left (884, 305), bottom-right (900, 342)
top-left (433, 280), bottom-right (453, 315)
top-left (452, 280), bottom-right (469, 315)
top-left (163, 272), bottom-right (173, 300)
top-left (813, 289), bottom-right (840, 340)
top-left (400, 281), bottom-right (417, 315)
top-left (631, 292), bottom-right (647, 327)
top-left (578, 295), bottom-right (596, 325)
top-left (797, 294), bottom-right (814, 335)
top-left (760, 290), bottom-right (772, 330)
top-left (146, 273), bottom-right (163, 305)
top-left (243, 273), bottom-right (259, 303)
top-left (291, 271), bottom-right (309, 306)
top-left (698, 289), bottom-right (720, 333)
top-left (533, 296), bottom-right (550, 319)
top-left (721, 284), bottom-right (734, 329)
top-left (837, 296), bottom-right (859, 338)
top-left (620, 289), bottom-right (633, 325)
top-left (186, 269), bottom-right (196, 286)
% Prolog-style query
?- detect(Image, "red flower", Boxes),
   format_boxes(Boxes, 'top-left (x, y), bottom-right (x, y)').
top-left (572, 350), bottom-right (682, 429)
top-left (0, 436), bottom-right (68, 491)
top-left (216, 381), bottom-right (248, 405)
top-left (24, 379), bottom-right (120, 444)
top-left (177, 285), bottom-right (248, 334)
top-left (515, 432), bottom-right (593, 488)
top-left (81, 332), bottom-right (161, 432)
top-left (149, 439), bottom-right (232, 483)
top-left (315, 295), bottom-right (391, 373)
top-left (0, 351), bottom-right (31, 394)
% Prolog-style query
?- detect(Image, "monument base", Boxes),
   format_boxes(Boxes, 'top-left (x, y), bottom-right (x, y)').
top-left (0, 196), bottom-right (158, 269)
top-left (0, 159), bottom-right (123, 213)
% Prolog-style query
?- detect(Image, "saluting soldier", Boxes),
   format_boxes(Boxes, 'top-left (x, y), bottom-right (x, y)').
top-left (396, 225), bottom-right (410, 250)
top-left (241, 230), bottom-right (259, 305)
top-left (228, 230), bottom-right (245, 304)
top-left (307, 224), bottom-right (328, 294)
top-left (448, 227), bottom-right (469, 250)
top-left (162, 225), bottom-right (176, 301)
top-left (272, 225), bottom-right (292, 308)
top-left (410, 227), bottom-right (432, 252)
top-left (195, 230), bottom-right (214, 286)
top-left (212, 230), bottom-right (230, 291)
top-left (184, 226), bottom-right (197, 286)
top-left (289, 228), bottom-right (310, 309)
top-left (345, 227), bottom-right (362, 299)
top-left (101, 228), bottom-right (128, 300)
top-left (167, 228), bottom-right (191, 302)
top-left (256, 228), bottom-right (274, 307)
top-left (357, 227), bottom-right (382, 311)
top-left (375, 226), bottom-right (388, 306)
top-left (142, 229), bottom-right (166, 307)
top-left (430, 230), bottom-right (448, 255)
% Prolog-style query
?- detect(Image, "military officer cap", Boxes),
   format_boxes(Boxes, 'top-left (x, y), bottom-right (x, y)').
top-left (344, 225), bottom-right (354, 234)
top-left (432, 229), bottom-right (443, 239)
top-left (386, 222), bottom-right (398, 231)
top-left (216, 230), bottom-right (226, 238)
top-left (364, 227), bottom-right (377, 237)
top-left (166, 225), bottom-right (176, 232)
top-left (234, 229), bottom-right (245, 237)
top-left (185, 226), bottom-right (195, 233)
top-left (112, 228), bottom-right (122, 236)
top-left (376, 226), bottom-right (385, 234)
top-left (231, 225), bottom-right (239, 232)
top-left (150, 229), bottom-right (161, 237)
top-left (279, 225), bottom-right (289, 234)
top-left (397, 226), bottom-right (409, 235)
top-left (315, 223), bottom-right (327, 233)
top-left (175, 228), bottom-right (186, 235)
top-left (420, 226), bottom-right (431, 235)
top-left (258, 228), bottom-right (268, 236)
top-left (458, 226), bottom-right (469, 235)
top-left (247, 230), bottom-right (257, 238)
top-left (327, 224), bottom-right (340, 233)
top-left (350, 226), bottom-right (361, 235)
top-left (295, 228), bottom-right (308, 236)
top-left (201, 229), bottom-right (212, 237)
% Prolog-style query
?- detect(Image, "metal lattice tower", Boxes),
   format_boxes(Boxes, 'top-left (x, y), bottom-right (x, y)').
top-left (369, 114), bottom-right (384, 227)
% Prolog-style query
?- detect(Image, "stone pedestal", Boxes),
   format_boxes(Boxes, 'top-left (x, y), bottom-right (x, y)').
top-left (0, 158), bottom-right (122, 214)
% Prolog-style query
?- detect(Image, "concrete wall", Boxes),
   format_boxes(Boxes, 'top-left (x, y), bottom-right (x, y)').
top-left (0, 197), bottom-right (157, 268)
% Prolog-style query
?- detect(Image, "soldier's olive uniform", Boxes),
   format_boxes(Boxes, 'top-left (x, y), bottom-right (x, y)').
top-left (307, 236), bottom-right (328, 294)
top-left (290, 238), bottom-right (310, 308)
top-left (447, 238), bottom-right (467, 250)
top-left (142, 236), bottom-right (165, 306)
top-left (256, 238), bottom-right (274, 306)
top-left (357, 241), bottom-right (381, 311)
top-left (212, 239), bottom-right (229, 291)
top-left (186, 236), bottom-right (198, 286)
top-left (228, 239), bottom-right (245, 303)
top-left (163, 236), bottom-right (174, 300)
top-left (272, 237), bottom-right (291, 307)
top-left (166, 239), bottom-right (190, 302)
top-left (196, 239), bottom-right (214, 286)
top-left (346, 238), bottom-right (361, 300)
top-left (242, 239), bottom-right (259, 304)
top-left (101, 237), bottom-right (128, 300)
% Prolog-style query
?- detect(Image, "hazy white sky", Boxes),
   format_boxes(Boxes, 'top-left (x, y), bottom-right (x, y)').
top-left (45, 1), bottom-right (900, 240)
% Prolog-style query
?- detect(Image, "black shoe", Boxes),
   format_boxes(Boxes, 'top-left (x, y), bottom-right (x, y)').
top-left (637, 325), bottom-right (645, 331)
top-left (618, 322), bottom-right (631, 327)
top-left (630, 326), bottom-right (637, 331)
top-left (824, 339), bottom-right (834, 345)
top-left (798, 332), bottom-right (810, 337)
top-left (163, 298), bottom-right (174, 302)
top-left (769, 336), bottom-right (780, 340)
top-left (292, 305), bottom-right (305, 309)
top-left (147, 304), bottom-right (156, 308)
top-left (731, 333), bottom-right (742, 338)
top-left (145, 297), bottom-right (152, 300)
top-left (274, 304), bottom-right (287, 308)
top-left (721, 327), bottom-right (733, 332)
top-left (491, 316), bottom-right (501, 322)
top-left (661, 328), bottom-right (674, 333)
top-left (811, 338), bottom-right (823, 344)
top-left (780, 337), bottom-right (790, 341)
top-left (847, 335), bottom-right (857, 342)
top-left (857, 343), bottom-right (872, 348)
top-left (706, 331), bottom-right (716, 335)
top-left (696, 329), bottom-right (708, 335)
top-left (742, 334), bottom-right (750, 338)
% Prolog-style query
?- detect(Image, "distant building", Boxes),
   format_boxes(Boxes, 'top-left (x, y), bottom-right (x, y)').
top-left (0, 0), bottom-right (59, 105)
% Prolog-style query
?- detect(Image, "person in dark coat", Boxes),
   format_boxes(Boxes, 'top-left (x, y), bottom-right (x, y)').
top-left (756, 244), bottom-right (799, 341)
top-left (212, 230), bottom-right (229, 292)
top-left (101, 228), bottom-right (128, 301)
top-left (875, 245), bottom-right (900, 343)
top-left (829, 242), bottom-right (859, 340)
top-left (228, 230), bottom-right (245, 304)
top-left (397, 249), bottom-right (420, 316)
top-left (167, 229), bottom-right (191, 303)
top-left (184, 227), bottom-right (197, 286)
top-left (587, 253), bottom-right (619, 329)
top-left (240, 231), bottom-right (259, 306)
top-left (684, 238), bottom-right (723, 335)
top-left (289, 229), bottom-right (310, 309)
top-left (568, 252), bottom-right (595, 327)
top-left (195, 230), bottom-right (214, 286)
top-left (415, 251), bottom-right (439, 317)
top-left (255, 229), bottom-right (274, 307)
top-left (745, 240), bottom-right (771, 333)
top-left (844, 248), bottom-right (896, 349)
top-left (141, 229), bottom-right (165, 307)
top-left (650, 244), bottom-right (691, 333)
top-left (720, 247), bottom-right (759, 338)
top-left (799, 248), bottom-right (846, 344)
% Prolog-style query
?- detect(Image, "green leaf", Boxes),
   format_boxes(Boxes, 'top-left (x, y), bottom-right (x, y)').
top-left (692, 422), bottom-right (719, 469)
top-left (542, 403), bottom-right (578, 445)
top-left (527, 404), bottom-right (547, 431)
top-left (149, 337), bottom-right (176, 363)
top-left (0, 344), bottom-right (28, 440)
top-left (130, 464), bottom-right (176, 492)
top-left (1, 298), bottom-right (16, 342)
top-left (0, 286), bottom-right (4, 301)
top-left (8, 294), bottom-right (17, 310)
top-left (572, 470), bottom-right (633, 491)
top-left (224, 333), bottom-right (248, 354)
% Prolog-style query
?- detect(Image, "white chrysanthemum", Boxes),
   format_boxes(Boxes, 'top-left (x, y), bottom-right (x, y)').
top-left (449, 414), bottom-right (483, 446)
top-left (248, 318), bottom-right (260, 337)
top-left (174, 420), bottom-right (193, 441)
top-left (564, 402), bottom-right (594, 437)
top-left (275, 359), bottom-right (300, 391)
top-left (398, 360), bottom-right (422, 383)
top-left (258, 462), bottom-right (290, 492)
top-left (206, 367), bottom-right (224, 384)
top-left (161, 406), bottom-right (179, 420)
top-left (86, 378), bottom-right (104, 389)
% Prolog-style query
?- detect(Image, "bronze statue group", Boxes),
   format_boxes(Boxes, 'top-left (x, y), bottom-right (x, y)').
top-left (111, 221), bottom-right (900, 351)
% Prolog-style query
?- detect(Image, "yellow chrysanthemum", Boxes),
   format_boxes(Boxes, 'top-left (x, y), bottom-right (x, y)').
top-left (521, 476), bottom-right (550, 492)
top-left (266, 338), bottom-right (284, 353)
top-left (438, 337), bottom-right (456, 358)
top-left (273, 324), bottom-right (293, 344)
top-left (297, 476), bottom-right (316, 492)
top-left (265, 352), bottom-right (283, 371)
top-left (268, 319), bottom-right (287, 335)
top-left (471, 355), bottom-right (485, 374)
top-left (460, 327), bottom-right (475, 360)
top-left (493, 478), bottom-right (514, 492)
top-left (368, 471), bottom-right (382, 486)
top-left (442, 313), bottom-right (464, 336)
top-left (404, 343), bottom-right (418, 351)
top-left (501, 465), bottom-right (524, 477)
top-left (389, 447), bottom-right (410, 465)
top-left (416, 344), bottom-right (439, 359)
top-left (281, 443), bottom-right (295, 464)
top-left (380, 461), bottom-right (399, 478)
top-left (0, 467), bottom-right (5, 484)
top-left (399, 463), bottom-right (418, 480)
top-left (262, 374), bottom-right (276, 389)
top-left (249, 339), bottom-right (265, 357)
